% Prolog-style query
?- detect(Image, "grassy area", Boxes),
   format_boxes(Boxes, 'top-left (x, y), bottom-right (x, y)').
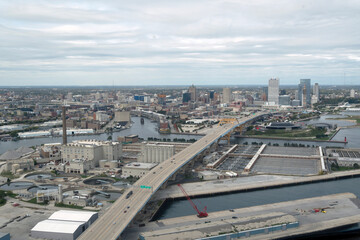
top-left (0, 170), bottom-right (16, 180)
top-left (245, 127), bottom-right (328, 139)
top-left (0, 190), bottom-right (17, 207)
top-left (25, 198), bottom-right (49, 205)
top-left (55, 202), bottom-right (84, 209)
top-left (331, 162), bottom-right (360, 171)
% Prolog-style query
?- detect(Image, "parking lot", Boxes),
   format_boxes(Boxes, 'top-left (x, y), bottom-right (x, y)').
top-left (0, 200), bottom-right (54, 240)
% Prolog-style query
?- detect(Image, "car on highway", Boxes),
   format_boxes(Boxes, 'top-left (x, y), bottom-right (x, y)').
top-left (125, 191), bottom-right (133, 199)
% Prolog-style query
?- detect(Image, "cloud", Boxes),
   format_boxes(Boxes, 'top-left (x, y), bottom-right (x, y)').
top-left (0, 0), bottom-right (359, 85)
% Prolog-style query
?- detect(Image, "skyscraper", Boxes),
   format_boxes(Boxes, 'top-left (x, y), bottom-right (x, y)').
top-left (262, 87), bottom-right (268, 101)
top-left (182, 92), bottom-right (191, 103)
top-left (268, 78), bottom-right (279, 105)
top-left (188, 84), bottom-right (197, 102)
top-left (350, 89), bottom-right (355, 98)
top-left (313, 83), bottom-right (320, 99)
top-left (222, 88), bottom-right (231, 103)
top-left (298, 79), bottom-right (311, 107)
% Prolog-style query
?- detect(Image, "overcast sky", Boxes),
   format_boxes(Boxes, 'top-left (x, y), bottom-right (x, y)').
top-left (0, 0), bottom-right (359, 86)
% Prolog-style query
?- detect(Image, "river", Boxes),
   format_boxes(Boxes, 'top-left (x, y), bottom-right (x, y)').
top-left (0, 117), bottom-right (201, 154)
top-left (157, 176), bottom-right (360, 220)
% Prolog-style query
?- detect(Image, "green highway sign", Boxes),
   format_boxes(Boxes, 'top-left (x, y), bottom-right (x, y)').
top-left (140, 185), bottom-right (152, 189)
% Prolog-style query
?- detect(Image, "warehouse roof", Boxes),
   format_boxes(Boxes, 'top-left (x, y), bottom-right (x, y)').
top-left (31, 220), bottom-right (84, 234)
top-left (48, 210), bottom-right (97, 222)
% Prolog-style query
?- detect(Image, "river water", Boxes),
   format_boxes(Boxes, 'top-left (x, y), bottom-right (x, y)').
top-left (157, 176), bottom-right (360, 220)
top-left (0, 117), bottom-right (201, 154)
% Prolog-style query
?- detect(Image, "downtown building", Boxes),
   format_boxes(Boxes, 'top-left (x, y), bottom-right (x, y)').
top-left (268, 78), bottom-right (279, 105)
top-left (222, 88), bottom-right (232, 104)
top-left (298, 79), bottom-right (311, 107)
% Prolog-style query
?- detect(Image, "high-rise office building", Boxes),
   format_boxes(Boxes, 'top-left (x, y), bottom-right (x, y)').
top-left (298, 79), bottom-right (311, 107)
top-left (188, 84), bottom-right (197, 102)
top-left (182, 92), bottom-right (191, 103)
top-left (268, 78), bottom-right (279, 105)
top-left (222, 88), bottom-right (231, 103)
top-left (279, 95), bottom-right (290, 106)
top-left (350, 89), bottom-right (356, 98)
top-left (209, 90), bottom-right (215, 100)
top-left (313, 83), bottom-right (320, 99)
top-left (262, 87), bottom-right (268, 101)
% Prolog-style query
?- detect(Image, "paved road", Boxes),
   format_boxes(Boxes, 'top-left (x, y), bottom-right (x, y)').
top-left (78, 113), bottom-right (265, 240)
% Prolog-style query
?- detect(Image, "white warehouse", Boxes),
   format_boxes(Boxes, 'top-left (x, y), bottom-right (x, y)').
top-left (31, 210), bottom-right (98, 240)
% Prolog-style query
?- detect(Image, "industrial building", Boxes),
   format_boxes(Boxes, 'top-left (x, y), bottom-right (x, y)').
top-left (122, 162), bottom-right (157, 178)
top-left (31, 220), bottom-right (86, 240)
top-left (48, 210), bottom-right (98, 229)
top-left (61, 140), bottom-right (122, 167)
top-left (114, 111), bottom-right (131, 126)
top-left (99, 159), bottom-right (119, 169)
top-left (139, 143), bottom-right (175, 163)
top-left (0, 147), bottom-right (35, 174)
top-left (65, 159), bottom-right (94, 174)
top-left (31, 210), bottom-right (98, 240)
top-left (327, 148), bottom-right (360, 167)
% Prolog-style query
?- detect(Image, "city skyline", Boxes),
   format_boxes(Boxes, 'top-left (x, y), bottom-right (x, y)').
top-left (0, 0), bottom-right (359, 86)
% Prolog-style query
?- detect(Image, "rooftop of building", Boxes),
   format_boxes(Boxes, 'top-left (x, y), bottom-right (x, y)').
top-left (0, 146), bottom-right (34, 160)
top-left (65, 139), bottom-right (120, 147)
top-left (48, 210), bottom-right (97, 223)
top-left (123, 162), bottom-right (157, 169)
top-left (31, 219), bottom-right (85, 234)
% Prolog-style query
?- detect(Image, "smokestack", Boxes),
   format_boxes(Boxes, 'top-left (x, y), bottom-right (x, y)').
top-left (62, 106), bottom-right (67, 145)
top-left (58, 184), bottom-right (63, 203)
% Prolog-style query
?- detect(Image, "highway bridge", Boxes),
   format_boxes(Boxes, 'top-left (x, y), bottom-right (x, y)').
top-left (78, 112), bottom-right (267, 240)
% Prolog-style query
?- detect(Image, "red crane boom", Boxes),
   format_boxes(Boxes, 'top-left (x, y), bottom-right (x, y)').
top-left (177, 184), bottom-right (208, 218)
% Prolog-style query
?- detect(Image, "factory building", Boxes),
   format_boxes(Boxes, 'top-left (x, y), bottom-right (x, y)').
top-left (139, 143), bottom-right (175, 163)
top-left (114, 111), bottom-right (131, 125)
top-left (61, 140), bottom-right (122, 167)
top-left (31, 210), bottom-right (98, 240)
top-left (122, 162), bottom-right (157, 178)
top-left (65, 159), bottom-right (94, 174)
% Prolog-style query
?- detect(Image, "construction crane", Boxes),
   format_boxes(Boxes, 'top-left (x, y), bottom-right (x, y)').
top-left (177, 184), bottom-right (208, 218)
